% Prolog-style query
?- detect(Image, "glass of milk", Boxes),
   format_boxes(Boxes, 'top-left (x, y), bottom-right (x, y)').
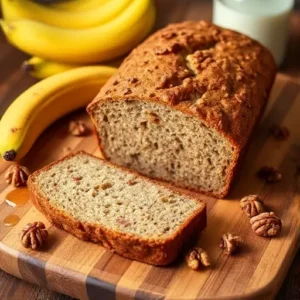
top-left (213, 0), bottom-right (294, 65)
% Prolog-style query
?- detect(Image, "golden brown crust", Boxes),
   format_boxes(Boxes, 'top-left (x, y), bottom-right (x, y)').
top-left (28, 151), bottom-right (206, 266)
top-left (87, 21), bottom-right (276, 198)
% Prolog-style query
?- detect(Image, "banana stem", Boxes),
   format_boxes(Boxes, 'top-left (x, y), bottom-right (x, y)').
top-left (21, 57), bottom-right (84, 79)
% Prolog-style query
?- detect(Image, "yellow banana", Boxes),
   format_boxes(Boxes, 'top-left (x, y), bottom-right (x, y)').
top-left (0, 0), bottom-right (155, 64)
top-left (22, 56), bottom-right (123, 79)
top-left (0, 66), bottom-right (116, 161)
top-left (22, 57), bottom-right (83, 79)
top-left (2, 0), bottom-right (132, 29)
top-left (52, 0), bottom-right (111, 12)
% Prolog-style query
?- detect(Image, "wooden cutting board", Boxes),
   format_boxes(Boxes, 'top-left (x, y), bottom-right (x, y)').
top-left (0, 74), bottom-right (299, 300)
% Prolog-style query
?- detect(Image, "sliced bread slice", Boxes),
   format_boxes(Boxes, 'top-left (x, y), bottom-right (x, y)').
top-left (28, 151), bottom-right (206, 265)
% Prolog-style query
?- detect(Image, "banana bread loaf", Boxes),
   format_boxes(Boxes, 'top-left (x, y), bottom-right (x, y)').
top-left (28, 151), bottom-right (206, 265)
top-left (87, 21), bottom-right (276, 198)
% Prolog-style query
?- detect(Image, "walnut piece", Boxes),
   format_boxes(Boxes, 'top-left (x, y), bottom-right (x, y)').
top-left (240, 195), bottom-right (264, 218)
top-left (270, 125), bottom-right (290, 140)
top-left (93, 182), bottom-right (113, 191)
top-left (147, 112), bottom-right (160, 124)
top-left (69, 120), bottom-right (88, 137)
top-left (127, 178), bottom-right (138, 185)
top-left (250, 212), bottom-right (282, 237)
top-left (100, 182), bottom-right (113, 190)
top-left (20, 222), bottom-right (48, 250)
top-left (5, 164), bottom-right (30, 187)
top-left (72, 176), bottom-right (82, 185)
top-left (219, 233), bottom-right (243, 254)
top-left (185, 247), bottom-right (210, 270)
top-left (256, 166), bottom-right (282, 183)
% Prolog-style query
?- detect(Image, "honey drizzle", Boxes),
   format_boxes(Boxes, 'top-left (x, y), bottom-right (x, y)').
top-left (3, 215), bottom-right (20, 227)
top-left (5, 188), bottom-right (30, 207)
top-left (2, 188), bottom-right (30, 227)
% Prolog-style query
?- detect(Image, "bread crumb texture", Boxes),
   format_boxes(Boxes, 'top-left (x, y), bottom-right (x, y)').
top-left (34, 154), bottom-right (201, 239)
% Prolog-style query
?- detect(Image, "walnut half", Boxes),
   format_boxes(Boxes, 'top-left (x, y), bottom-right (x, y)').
top-left (185, 247), bottom-right (210, 270)
top-left (219, 233), bottom-right (243, 255)
top-left (240, 195), bottom-right (264, 218)
top-left (20, 222), bottom-right (48, 250)
top-left (5, 164), bottom-right (30, 187)
top-left (250, 212), bottom-right (282, 237)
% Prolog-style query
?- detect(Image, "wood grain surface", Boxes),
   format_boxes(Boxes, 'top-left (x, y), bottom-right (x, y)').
top-left (0, 0), bottom-right (300, 299)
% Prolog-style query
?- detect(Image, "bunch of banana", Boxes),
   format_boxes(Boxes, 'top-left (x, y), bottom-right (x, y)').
top-left (0, 66), bottom-right (117, 161)
top-left (1, 0), bottom-right (155, 77)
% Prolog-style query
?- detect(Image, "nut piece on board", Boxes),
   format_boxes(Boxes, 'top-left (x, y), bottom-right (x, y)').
top-left (69, 120), bottom-right (89, 137)
top-left (20, 222), bottom-right (48, 250)
top-left (270, 125), bottom-right (290, 140)
top-left (185, 247), bottom-right (210, 270)
top-left (250, 212), bottom-right (282, 237)
top-left (256, 166), bottom-right (282, 183)
top-left (5, 164), bottom-right (30, 187)
top-left (240, 195), bottom-right (264, 218)
top-left (219, 233), bottom-right (243, 255)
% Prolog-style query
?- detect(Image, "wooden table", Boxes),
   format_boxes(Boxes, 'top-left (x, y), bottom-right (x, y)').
top-left (0, 1), bottom-right (299, 299)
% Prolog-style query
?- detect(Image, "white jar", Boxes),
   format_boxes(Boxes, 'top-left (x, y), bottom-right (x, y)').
top-left (213, 0), bottom-right (294, 65)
